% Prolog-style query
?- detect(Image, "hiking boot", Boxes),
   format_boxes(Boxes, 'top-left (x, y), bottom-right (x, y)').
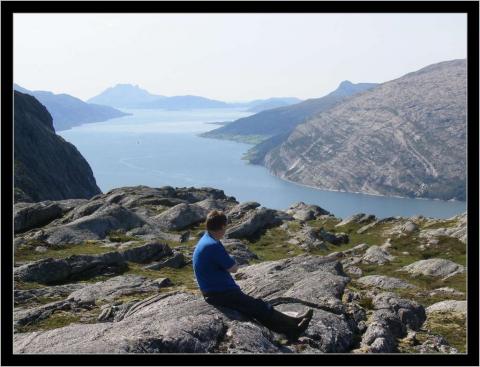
top-left (262, 308), bottom-right (314, 341)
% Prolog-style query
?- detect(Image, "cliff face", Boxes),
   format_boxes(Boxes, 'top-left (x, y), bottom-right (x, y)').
top-left (264, 59), bottom-right (466, 201)
top-left (14, 91), bottom-right (102, 203)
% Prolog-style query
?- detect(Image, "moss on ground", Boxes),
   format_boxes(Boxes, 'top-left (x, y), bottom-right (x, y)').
top-left (246, 227), bottom-right (305, 262)
top-left (15, 240), bottom-right (116, 263)
top-left (16, 310), bottom-right (83, 333)
top-left (422, 312), bottom-right (467, 353)
top-left (107, 230), bottom-right (138, 243)
top-left (122, 262), bottom-right (198, 291)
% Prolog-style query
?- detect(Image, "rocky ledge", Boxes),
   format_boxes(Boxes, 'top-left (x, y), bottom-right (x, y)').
top-left (13, 185), bottom-right (467, 353)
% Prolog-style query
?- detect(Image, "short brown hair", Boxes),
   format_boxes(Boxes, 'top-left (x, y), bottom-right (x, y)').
top-left (205, 210), bottom-right (228, 231)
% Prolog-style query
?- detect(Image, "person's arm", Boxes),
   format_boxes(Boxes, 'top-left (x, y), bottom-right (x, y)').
top-left (211, 243), bottom-right (237, 273)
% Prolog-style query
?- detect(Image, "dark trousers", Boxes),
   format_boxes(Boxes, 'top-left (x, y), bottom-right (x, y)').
top-left (203, 289), bottom-right (273, 324)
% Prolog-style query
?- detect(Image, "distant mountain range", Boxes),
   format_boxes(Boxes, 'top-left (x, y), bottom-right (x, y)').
top-left (87, 84), bottom-right (301, 111)
top-left (244, 97), bottom-right (303, 112)
top-left (14, 91), bottom-right (101, 203)
top-left (13, 84), bottom-right (129, 131)
top-left (200, 80), bottom-right (377, 145)
top-left (264, 59), bottom-right (466, 201)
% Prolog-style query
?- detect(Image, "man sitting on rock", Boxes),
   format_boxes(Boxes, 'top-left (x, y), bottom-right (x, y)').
top-left (193, 210), bottom-right (313, 341)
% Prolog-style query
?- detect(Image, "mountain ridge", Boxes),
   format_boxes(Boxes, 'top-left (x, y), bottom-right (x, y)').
top-left (265, 59), bottom-right (466, 201)
top-left (14, 84), bottom-right (129, 131)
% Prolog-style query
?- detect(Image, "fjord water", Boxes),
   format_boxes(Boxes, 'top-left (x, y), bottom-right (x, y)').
top-left (58, 108), bottom-right (466, 219)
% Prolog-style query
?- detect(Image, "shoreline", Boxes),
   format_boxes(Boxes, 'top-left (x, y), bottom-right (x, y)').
top-left (268, 170), bottom-right (466, 204)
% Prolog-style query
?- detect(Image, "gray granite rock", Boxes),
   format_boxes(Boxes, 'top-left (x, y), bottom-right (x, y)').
top-left (400, 258), bottom-right (464, 279)
top-left (285, 202), bottom-right (330, 221)
top-left (67, 275), bottom-right (172, 303)
top-left (362, 245), bottom-right (394, 265)
top-left (153, 203), bottom-right (208, 231)
top-left (426, 300), bottom-right (467, 315)
top-left (357, 275), bottom-right (416, 290)
top-left (225, 208), bottom-right (281, 239)
top-left (222, 239), bottom-right (258, 265)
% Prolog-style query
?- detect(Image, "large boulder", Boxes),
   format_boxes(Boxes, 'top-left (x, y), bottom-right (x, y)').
top-left (14, 200), bottom-right (86, 233)
top-left (14, 252), bottom-right (127, 284)
top-left (67, 275), bottom-right (172, 304)
top-left (291, 226), bottom-right (326, 251)
top-left (335, 214), bottom-right (376, 227)
top-left (120, 242), bottom-right (172, 263)
top-left (33, 203), bottom-right (146, 246)
top-left (225, 208), bottom-right (281, 239)
top-left (226, 202), bottom-right (261, 221)
top-left (153, 203), bottom-right (208, 231)
top-left (194, 198), bottom-right (237, 212)
top-left (285, 202), bottom-right (330, 221)
top-left (236, 255), bottom-right (350, 315)
top-left (400, 258), bottom-right (464, 279)
top-left (426, 300), bottom-right (467, 316)
top-left (317, 228), bottom-right (349, 245)
top-left (174, 187), bottom-right (233, 203)
top-left (362, 245), bottom-right (394, 265)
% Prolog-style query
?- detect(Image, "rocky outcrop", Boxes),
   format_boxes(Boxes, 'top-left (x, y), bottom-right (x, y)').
top-left (357, 275), bottom-right (416, 290)
top-left (335, 214), bottom-right (376, 227)
top-left (153, 203), bottom-right (208, 231)
top-left (400, 258), bottom-right (464, 279)
top-left (420, 212), bottom-right (467, 244)
top-left (14, 200), bottom-right (85, 234)
top-left (226, 201), bottom-right (261, 221)
top-left (31, 203), bottom-right (146, 246)
top-left (14, 242), bottom-right (173, 284)
top-left (67, 275), bottom-right (172, 304)
top-left (14, 283), bottom-right (86, 306)
top-left (426, 300), bottom-right (467, 315)
top-left (14, 255), bottom-right (356, 354)
top-left (264, 59), bottom-right (466, 201)
top-left (362, 246), bottom-right (394, 265)
top-left (360, 292), bottom-right (426, 353)
top-left (225, 208), bottom-right (282, 239)
top-left (285, 202), bottom-right (330, 221)
top-left (14, 91), bottom-right (102, 203)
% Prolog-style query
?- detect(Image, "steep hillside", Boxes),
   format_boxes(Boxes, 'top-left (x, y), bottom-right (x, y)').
top-left (265, 59), bottom-right (466, 201)
top-left (14, 84), bottom-right (129, 131)
top-left (200, 81), bottom-right (377, 145)
top-left (14, 91), bottom-right (102, 202)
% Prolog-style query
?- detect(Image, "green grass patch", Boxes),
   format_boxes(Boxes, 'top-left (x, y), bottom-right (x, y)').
top-left (420, 219), bottom-right (458, 230)
top-left (15, 240), bottom-right (115, 263)
top-left (122, 262), bottom-right (198, 292)
top-left (246, 227), bottom-right (305, 262)
top-left (107, 230), bottom-right (138, 243)
top-left (422, 312), bottom-right (467, 353)
top-left (16, 310), bottom-right (82, 333)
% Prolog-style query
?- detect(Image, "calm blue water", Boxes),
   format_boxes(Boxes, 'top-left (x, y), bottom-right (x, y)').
top-left (58, 108), bottom-right (466, 219)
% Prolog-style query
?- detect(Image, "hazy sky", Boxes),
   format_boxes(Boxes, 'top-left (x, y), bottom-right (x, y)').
top-left (14, 13), bottom-right (466, 102)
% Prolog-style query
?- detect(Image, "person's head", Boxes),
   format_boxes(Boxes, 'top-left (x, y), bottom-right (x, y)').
top-left (205, 210), bottom-right (228, 239)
